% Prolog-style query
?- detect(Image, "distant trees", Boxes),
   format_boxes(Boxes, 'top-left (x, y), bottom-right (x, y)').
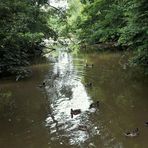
top-left (0, 0), bottom-right (147, 77)
top-left (67, 0), bottom-right (148, 74)
top-left (0, 0), bottom-right (57, 78)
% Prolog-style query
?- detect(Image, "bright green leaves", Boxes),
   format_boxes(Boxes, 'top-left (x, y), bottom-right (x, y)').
top-left (67, 0), bottom-right (148, 73)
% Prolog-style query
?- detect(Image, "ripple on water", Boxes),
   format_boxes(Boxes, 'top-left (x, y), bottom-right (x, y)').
top-left (45, 51), bottom-right (121, 147)
top-left (45, 51), bottom-right (96, 145)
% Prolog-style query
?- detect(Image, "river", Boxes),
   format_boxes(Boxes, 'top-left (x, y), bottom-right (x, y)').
top-left (0, 49), bottom-right (148, 148)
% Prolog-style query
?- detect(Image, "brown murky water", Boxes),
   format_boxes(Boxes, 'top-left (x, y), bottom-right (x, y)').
top-left (0, 49), bottom-right (148, 148)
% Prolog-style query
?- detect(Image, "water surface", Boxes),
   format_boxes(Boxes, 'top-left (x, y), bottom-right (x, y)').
top-left (0, 50), bottom-right (148, 148)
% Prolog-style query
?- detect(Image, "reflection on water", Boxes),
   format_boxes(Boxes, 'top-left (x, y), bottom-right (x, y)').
top-left (45, 50), bottom-right (148, 147)
top-left (0, 63), bottom-right (50, 148)
top-left (0, 50), bottom-right (148, 148)
top-left (45, 51), bottom-right (96, 146)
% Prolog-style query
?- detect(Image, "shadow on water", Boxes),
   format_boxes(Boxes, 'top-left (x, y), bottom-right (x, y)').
top-left (0, 49), bottom-right (148, 148)
top-left (0, 62), bottom-right (50, 148)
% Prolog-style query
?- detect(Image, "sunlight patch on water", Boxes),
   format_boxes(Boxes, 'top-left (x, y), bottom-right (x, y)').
top-left (45, 50), bottom-right (93, 145)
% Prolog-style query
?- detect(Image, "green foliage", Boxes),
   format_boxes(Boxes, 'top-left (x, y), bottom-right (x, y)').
top-left (0, 0), bottom-right (57, 78)
top-left (67, 0), bottom-right (148, 74)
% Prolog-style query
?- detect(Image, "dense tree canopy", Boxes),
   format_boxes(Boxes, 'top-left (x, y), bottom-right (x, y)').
top-left (67, 0), bottom-right (148, 74)
top-left (0, 0), bottom-right (147, 77)
top-left (0, 0), bottom-right (57, 78)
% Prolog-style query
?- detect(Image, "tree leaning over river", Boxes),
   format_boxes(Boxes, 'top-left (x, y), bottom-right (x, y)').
top-left (0, 0), bottom-right (58, 78)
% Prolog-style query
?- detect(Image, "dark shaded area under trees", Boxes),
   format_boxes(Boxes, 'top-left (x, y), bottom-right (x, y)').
top-left (0, 0), bottom-right (57, 79)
